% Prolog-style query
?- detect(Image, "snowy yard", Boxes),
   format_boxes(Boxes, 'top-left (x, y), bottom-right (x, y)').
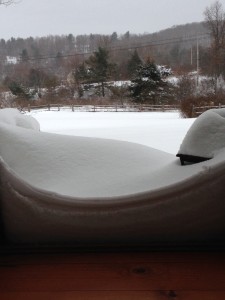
top-left (2, 109), bottom-right (199, 199)
top-left (1, 108), bottom-right (225, 244)
top-left (29, 111), bottom-right (195, 155)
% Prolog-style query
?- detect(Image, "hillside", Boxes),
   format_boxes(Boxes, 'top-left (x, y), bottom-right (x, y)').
top-left (0, 21), bottom-right (214, 108)
top-left (0, 21), bottom-right (210, 62)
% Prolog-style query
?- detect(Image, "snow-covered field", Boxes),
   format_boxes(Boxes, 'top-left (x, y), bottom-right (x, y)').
top-left (29, 111), bottom-right (195, 155)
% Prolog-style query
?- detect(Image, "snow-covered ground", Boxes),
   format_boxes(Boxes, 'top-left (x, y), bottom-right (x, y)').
top-left (2, 108), bottom-right (225, 244)
top-left (1, 108), bottom-right (224, 199)
top-left (29, 111), bottom-right (195, 155)
top-left (1, 109), bottom-right (199, 199)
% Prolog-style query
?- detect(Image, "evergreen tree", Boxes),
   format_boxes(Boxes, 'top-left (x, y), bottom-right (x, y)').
top-left (8, 80), bottom-right (33, 103)
top-left (75, 63), bottom-right (89, 83)
top-left (73, 63), bottom-right (89, 97)
top-left (8, 81), bottom-right (24, 96)
top-left (130, 59), bottom-right (162, 104)
top-left (110, 32), bottom-right (118, 43)
top-left (127, 50), bottom-right (142, 78)
top-left (21, 49), bottom-right (29, 62)
top-left (67, 34), bottom-right (75, 51)
top-left (85, 47), bottom-right (115, 97)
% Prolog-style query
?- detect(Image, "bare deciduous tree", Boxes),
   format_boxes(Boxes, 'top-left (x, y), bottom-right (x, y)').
top-left (204, 1), bottom-right (225, 92)
top-left (204, 1), bottom-right (225, 47)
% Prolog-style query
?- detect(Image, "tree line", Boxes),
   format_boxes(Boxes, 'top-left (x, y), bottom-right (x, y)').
top-left (0, 1), bottom-right (225, 116)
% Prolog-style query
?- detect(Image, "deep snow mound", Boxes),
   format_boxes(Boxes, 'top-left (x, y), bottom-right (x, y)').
top-left (0, 108), bottom-right (225, 245)
top-left (0, 108), bottom-right (40, 131)
top-left (0, 109), bottom-right (175, 198)
top-left (178, 108), bottom-right (225, 158)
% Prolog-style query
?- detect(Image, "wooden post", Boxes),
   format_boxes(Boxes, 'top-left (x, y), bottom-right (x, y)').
top-left (191, 105), bottom-right (194, 118)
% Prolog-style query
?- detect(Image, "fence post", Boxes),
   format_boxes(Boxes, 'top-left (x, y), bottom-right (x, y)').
top-left (72, 104), bottom-right (74, 112)
top-left (191, 105), bottom-right (194, 118)
top-left (28, 104), bottom-right (30, 112)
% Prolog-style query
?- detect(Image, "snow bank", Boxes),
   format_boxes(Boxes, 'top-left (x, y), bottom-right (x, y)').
top-left (0, 108), bottom-right (40, 130)
top-left (178, 108), bottom-right (225, 158)
top-left (0, 110), bottom-right (176, 197)
top-left (1, 108), bottom-right (225, 244)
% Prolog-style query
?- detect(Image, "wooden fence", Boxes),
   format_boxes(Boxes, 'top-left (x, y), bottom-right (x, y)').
top-left (192, 104), bottom-right (225, 116)
top-left (21, 104), bottom-right (180, 113)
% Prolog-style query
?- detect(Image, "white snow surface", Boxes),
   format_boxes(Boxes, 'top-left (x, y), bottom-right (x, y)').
top-left (2, 108), bottom-right (225, 244)
top-left (0, 108), bottom-right (40, 131)
top-left (178, 108), bottom-right (225, 158)
top-left (1, 108), bottom-right (225, 199)
top-left (29, 110), bottom-right (194, 155)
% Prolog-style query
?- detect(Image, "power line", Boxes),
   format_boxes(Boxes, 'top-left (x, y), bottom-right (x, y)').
top-left (1, 32), bottom-right (211, 64)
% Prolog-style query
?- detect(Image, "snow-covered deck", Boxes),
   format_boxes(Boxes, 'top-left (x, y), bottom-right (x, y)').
top-left (0, 109), bottom-right (225, 245)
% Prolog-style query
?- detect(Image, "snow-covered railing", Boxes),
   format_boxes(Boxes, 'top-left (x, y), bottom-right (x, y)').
top-left (21, 104), bottom-right (179, 113)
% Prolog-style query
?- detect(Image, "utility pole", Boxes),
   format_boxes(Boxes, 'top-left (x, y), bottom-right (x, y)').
top-left (196, 37), bottom-right (199, 88)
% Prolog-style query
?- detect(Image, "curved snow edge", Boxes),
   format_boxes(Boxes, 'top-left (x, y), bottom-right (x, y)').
top-left (1, 156), bottom-right (225, 244)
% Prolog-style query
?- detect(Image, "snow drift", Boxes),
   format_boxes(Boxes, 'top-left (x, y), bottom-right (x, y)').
top-left (178, 108), bottom-right (225, 158)
top-left (0, 108), bottom-right (225, 245)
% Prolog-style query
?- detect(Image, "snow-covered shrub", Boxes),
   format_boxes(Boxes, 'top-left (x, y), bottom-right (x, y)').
top-left (0, 91), bottom-right (16, 107)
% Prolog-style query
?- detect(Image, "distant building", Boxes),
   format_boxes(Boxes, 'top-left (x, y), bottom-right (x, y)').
top-left (5, 56), bottom-right (18, 65)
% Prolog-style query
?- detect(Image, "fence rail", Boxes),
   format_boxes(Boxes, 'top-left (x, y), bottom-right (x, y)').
top-left (193, 104), bottom-right (225, 116)
top-left (21, 104), bottom-right (180, 113)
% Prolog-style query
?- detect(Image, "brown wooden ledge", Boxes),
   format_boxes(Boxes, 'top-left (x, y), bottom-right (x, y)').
top-left (0, 250), bottom-right (225, 300)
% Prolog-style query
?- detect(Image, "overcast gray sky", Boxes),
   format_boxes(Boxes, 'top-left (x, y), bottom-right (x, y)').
top-left (0, 0), bottom-right (217, 40)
